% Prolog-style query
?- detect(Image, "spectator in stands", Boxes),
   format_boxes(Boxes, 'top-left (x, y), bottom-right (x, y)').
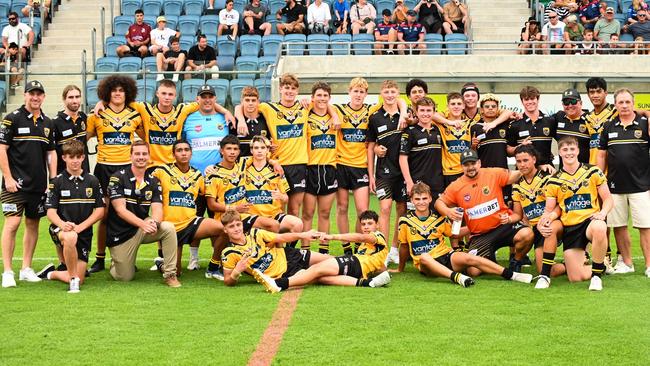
top-left (276, 0), bottom-right (307, 35)
top-left (350, 0), bottom-right (377, 34)
top-left (149, 16), bottom-right (179, 56)
top-left (375, 9), bottom-right (398, 54)
top-left (397, 10), bottom-right (426, 54)
top-left (594, 7), bottom-right (621, 41)
top-left (219, 0), bottom-right (240, 40)
top-left (599, 0), bottom-right (608, 16)
top-left (519, 17), bottom-right (542, 54)
top-left (579, 0), bottom-right (600, 30)
top-left (116, 9), bottom-right (151, 58)
top-left (414, 0), bottom-right (445, 35)
top-left (393, 0), bottom-right (409, 24)
top-left (542, 0), bottom-right (577, 23)
top-left (307, 0), bottom-right (332, 34)
top-left (604, 33), bottom-right (629, 53)
top-left (442, 0), bottom-right (468, 35)
top-left (1, 12), bottom-right (34, 60)
top-left (541, 11), bottom-right (566, 54)
top-left (627, 0), bottom-right (648, 24)
top-left (243, 0), bottom-right (272, 36)
top-left (22, 0), bottom-right (50, 20)
top-left (185, 34), bottom-right (218, 80)
top-left (574, 28), bottom-right (600, 53)
top-left (333, 0), bottom-right (350, 34)
top-left (0, 43), bottom-right (24, 89)
top-left (563, 14), bottom-right (584, 52)
top-left (628, 8), bottom-right (650, 53)
top-left (156, 37), bottom-right (186, 82)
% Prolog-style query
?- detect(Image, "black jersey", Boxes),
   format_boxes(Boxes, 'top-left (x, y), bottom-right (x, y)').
top-left (506, 112), bottom-right (553, 165)
top-left (471, 121), bottom-right (508, 169)
top-left (549, 110), bottom-right (591, 164)
top-left (367, 107), bottom-right (402, 179)
top-left (231, 114), bottom-right (270, 157)
top-left (400, 124), bottom-right (444, 194)
top-left (51, 111), bottom-right (89, 174)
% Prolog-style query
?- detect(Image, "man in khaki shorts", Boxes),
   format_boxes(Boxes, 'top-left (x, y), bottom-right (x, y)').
top-left (597, 88), bottom-right (650, 278)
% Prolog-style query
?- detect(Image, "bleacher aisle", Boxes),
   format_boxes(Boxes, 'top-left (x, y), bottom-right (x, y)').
top-left (468, 0), bottom-right (529, 53)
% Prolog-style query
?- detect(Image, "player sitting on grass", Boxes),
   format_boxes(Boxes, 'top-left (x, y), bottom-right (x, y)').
top-left (252, 210), bottom-right (392, 293)
top-left (395, 182), bottom-right (533, 287)
top-left (535, 136), bottom-right (613, 291)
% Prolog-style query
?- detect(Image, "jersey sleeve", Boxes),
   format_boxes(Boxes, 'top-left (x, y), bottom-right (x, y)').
top-left (198, 174), bottom-right (206, 196)
top-left (44, 178), bottom-right (60, 209)
top-left (497, 168), bottom-right (510, 187)
top-left (151, 178), bottom-right (164, 204)
top-left (107, 175), bottom-right (124, 200)
top-left (255, 228), bottom-right (278, 247)
top-left (221, 249), bottom-right (241, 270)
top-left (511, 184), bottom-right (522, 203)
top-left (86, 114), bottom-right (97, 137)
top-left (204, 174), bottom-right (218, 198)
top-left (276, 174), bottom-right (290, 193)
top-left (397, 218), bottom-right (408, 245)
top-left (399, 130), bottom-right (412, 155)
top-left (91, 177), bottom-right (105, 208)
top-left (0, 115), bottom-right (14, 145)
top-left (439, 183), bottom-right (458, 207)
top-left (593, 167), bottom-right (606, 186)
top-left (544, 179), bottom-right (559, 199)
top-left (598, 123), bottom-right (609, 150)
top-left (440, 217), bottom-right (452, 237)
top-left (258, 103), bottom-right (272, 123)
top-left (506, 122), bottom-right (518, 147)
top-left (366, 115), bottom-right (378, 143)
top-left (373, 231), bottom-right (387, 247)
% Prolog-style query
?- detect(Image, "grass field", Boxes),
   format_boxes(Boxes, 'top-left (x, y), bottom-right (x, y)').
top-left (1, 197), bottom-right (649, 366)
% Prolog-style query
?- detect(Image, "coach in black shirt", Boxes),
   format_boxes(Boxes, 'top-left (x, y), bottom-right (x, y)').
top-left (51, 85), bottom-right (89, 174)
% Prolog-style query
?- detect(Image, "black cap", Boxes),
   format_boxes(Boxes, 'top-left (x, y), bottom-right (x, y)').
top-left (197, 84), bottom-right (215, 96)
top-left (561, 88), bottom-right (581, 101)
top-left (382, 9), bottom-right (392, 16)
top-left (406, 9), bottom-right (417, 16)
top-left (25, 80), bottom-right (45, 93)
top-left (460, 149), bottom-right (479, 164)
top-left (8, 42), bottom-right (17, 49)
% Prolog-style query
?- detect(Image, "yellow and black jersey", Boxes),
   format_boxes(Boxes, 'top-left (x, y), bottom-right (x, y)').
top-left (244, 162), bottom-right (290, 218)
top-left (151, 163), bottom-right (204, 232)
top-left (87, 106), bottom-right (142, 165)
top-left (438, 119), bottom-right (473, 175)
top-left (461, 110), bottom-right (482, 124)
top-left (355, 231), bottom-right (388, 278)
top-left (586, 104), bottom-right (618, 165)
top-left (334, 103), bottom-right (381, 168)
top-left (221, 228), bottom-right (288, 278)
top-left (511, 170), bottom-right (550, 226)
top-left (545, 163), bottom-right (606, 226)
top-left (205, 158), bottom-right (250, 220)
top-left (132, 102), bottom-right (199, 166)
top-left (398, 210), bottom-right (452, 270)
top-left (306, 110), bottom-right (337, 166)
top-left (259, 102), bottom-right (308, 165)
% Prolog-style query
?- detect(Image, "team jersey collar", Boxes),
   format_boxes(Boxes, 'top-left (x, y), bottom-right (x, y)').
top-left (63, 169), bottom-right (85, 181)
top-left (20, 105), bottom-right (45, 122)
top-left (524, 111), bottom-right (545, 123)
top-left (614, 115), bottom-right (640, 127)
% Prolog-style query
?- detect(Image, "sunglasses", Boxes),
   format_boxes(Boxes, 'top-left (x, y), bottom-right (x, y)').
top-left (8, 17), bottom-right (16, 20)
top-left (562, 99), bottom-right (579, 106)
top-left (548, 15), bottom-right (557, 19)
top-left (639, 14), bottom-right (647, 17)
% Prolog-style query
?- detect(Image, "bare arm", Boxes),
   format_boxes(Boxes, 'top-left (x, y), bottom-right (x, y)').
top-left (272, 229), bottom-right (319, 245)
top-left (596, 150), bottom-right (607, 173)
top-left (399, 154), bottom-right (415, 196)
top-left (367, 141), bottom-right (376, 193)
top-left (74, 207), bottom-right (105, 233)
top-left (506, 169), bottom-right (523, 185)
top-left (324, 232), bottom-right (377, 244)
top-left (0, 145), bottom-right (17, 192)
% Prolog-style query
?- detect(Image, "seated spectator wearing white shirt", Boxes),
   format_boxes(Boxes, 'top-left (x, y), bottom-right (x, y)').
top-left (149, 16), bottom-right (179, 56)
top-left (218, 0), bottom-right (240, 40)
top-left (0, 12), bottom-right (34, 60)
top-left (541, 11), bottom-right (566, 54)
top-left (307, 0), bottom-right (331, 34)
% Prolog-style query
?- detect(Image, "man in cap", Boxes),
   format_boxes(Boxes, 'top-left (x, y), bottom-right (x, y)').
top-left (544, 88), bottom-right (591, 165)
top-left (374, 9), bottom-right (398, 54)
top-left (594, 6), bottom-right (621, 41)
top-left (397, 10), bottom-right (426, 54)
top-left (149, 16), bottom-right (179, 56)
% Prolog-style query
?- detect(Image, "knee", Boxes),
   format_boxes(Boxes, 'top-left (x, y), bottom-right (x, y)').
top-left (60, 231), bottom-right (78, 246)
top-left (159, 221), bottom-right (175, 234)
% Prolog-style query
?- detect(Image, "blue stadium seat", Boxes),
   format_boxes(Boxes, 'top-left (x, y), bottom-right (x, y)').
top-left (95, 57), bottom-right (119, 79)
top-left (258, 56), bottom-right (276, 79)
top-left (180, 35), bottom-right (195, 50)
top-left (199, 15), bottom-right (220, 35)
top-left (307, 34), bottom-right (329, 55)
top-left (374, 0), bottom-right (393, 18)
top-left (619, 33), bottom-right (634, 42)
top-left (614, 12), bottom-right (627, 24)
top-left (163, 0), bottom-right (183, 17)
top-left (178, 15), bottom-right (200, 36)
top-left (184, 0), bottom-right (205, 15)
top-left (142, 56), bottom-right (158, 79)
top-left (165, 15), bottom-right (179, 30)
top-left (122, 0), bottom-right (142, 16)
top-left (10, 0), bottom-right (26, 15)
top-left (229, 79), bottom-right (255, 105)
top-left (254, 78), bottom-right (271, 102)
top-left (86, 79), bottom-right (100, 107)
top-left (613, 0), bottom-right (625, 12)
top-left (284, 33), bottom-right (306, 55)
top-left (212, 0), bottom-right (227, 10)
top-left (217, 55), bottom-right (235, 73)
top-left (206, 34), bottom-right (217, 47)
top-left (424, 33), bottom-right (443, 55)
top-left (105, 36), bottom-right (124, 57)
top-left (352, 33), bottom-right (374, 55)
top-left (262, 34), bottom-right (283, 56)
top-left (445, 33), bottom-right (467, 55)
top-left (217, 36), bottom-right (238, 56)
top-left (330, 33), bottom-right (351, 55)
top-left (181, 79), bottom-right (205, 102)
top-left (269, 0), bottom-right (285, 14)
top-left (235, 56), bottom-right (259, 79)
top-left (21, 17), bottom-right (41, 42)
top-left (143, 0), bottom-right (163, 17)
top-left (266, 17), bottom-right (279, 34)
top-left (239, 34), bottom-right (262, 56)
top-left (404, 0), bottom-right (417, 8)
top-left (0, 1), bottom-right (10, 18)
top-left (206, 78), bottom-right (229, 105)
top-left (136, 79), bottom-right (156, 103)
top-left (114, 15), bottom-right (132, 36)
top-left (118, 57), bottom-right (143, 78)
top-left (143, 15), bottom-right (157, 28)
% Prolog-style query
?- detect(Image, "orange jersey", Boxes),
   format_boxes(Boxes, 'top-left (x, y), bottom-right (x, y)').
top-left (439, 168), bottom-right (510, 235)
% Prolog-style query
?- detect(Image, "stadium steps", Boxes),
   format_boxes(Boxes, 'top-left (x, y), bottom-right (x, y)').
top-left (468, 0), bottom-right (530, 54)
top-left (5, 0), bottom-right (118, 115)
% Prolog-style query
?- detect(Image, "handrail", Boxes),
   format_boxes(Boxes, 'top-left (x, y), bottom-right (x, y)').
top-left (100, 7), bottom-right (106, 56)
top-left (81, 50), bottom-right (88, 110)
top-left (109, 0), bottom-right (115, 36)
top-left (91, 28), bottom-right (97, 65)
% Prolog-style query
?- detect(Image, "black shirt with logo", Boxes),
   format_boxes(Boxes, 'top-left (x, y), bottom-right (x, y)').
top-left (548, 110), bottom-right (591, 164)
top-left (400, 124), bottom-right (443, 194)
top-left (280, 3), bottom-right (306, 23)
top-left (51, 111), bottom-right (90, 174)
top-left (367, 108), bottom-right (402, 180)
top-left (506, 112), bottom-right (553, 165)
top-left (471, 121), bottom-right (508, 169)
top-left (230, 114), bottom-right (270, 157)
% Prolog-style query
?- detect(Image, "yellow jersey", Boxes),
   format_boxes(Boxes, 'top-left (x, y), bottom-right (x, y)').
top-left (205, 158), bottom-right (250, 221)
top-left (132, 102), bottom-right (199, 166)
top-left (87, 106), bottom-right (143, 165)
top-left (259, 101), bottom-right (308, 165)
top-left (461, 110), bottom-right (482, 124)
top-left (151, 163), bottom-right (204, 232)
top-left (334, 103), bottom-right (381, 168)
top-left (221, 228), bottom-right (288, 278)
top-left (511, 170), bottom-right (550, 226)
top-left (586, 104), bottom-right (618, 165)
top-left (244, 162), bottom-right (290, 218)
top-left (306, 110), bottom-right (337, 166)
top-left (398, 210), bottom-right (452, 270)
top-left (545, 163), bottom-right (606, 226)
top-left (438, 119), bottom-right (473, 175)
top-left (355, 231), bottom-right (388, 278)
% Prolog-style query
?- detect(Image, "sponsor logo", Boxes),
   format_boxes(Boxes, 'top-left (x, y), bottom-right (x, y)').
top-left (589, 133), bottom-right (600, 148)
top-left (251, 252), bottom-right (273, 272)
top-left (246, 190), bottom-right (274, 204)
top-left (149, 131), bottom-right (177, 146)
top-left (499, 129), bottom-right (506, 138)
top-left (145, 190), bottom-right (152, 200)
top-left (482, 186), bottom-right (490, 195)
top-left (464, 193), bottom-right (471, 201)
top-left (276, 124), bottom-right (304, 139)
top-left (311, 134), bottom-right (336, 150)
top-left (635, 130), bottom-right (642, 139)
top-left (43, 127), bottom-right (50, 136)
top-left (411, 239), bottom-right (440, 256)
top-left (85, 188), bottom-right (93, 198)
top-left (446, 140), bottom-right (470, 154)
top-left (564, 193), bottom-right (593, 211)
top-left (466, 198), bottom-right (500, 219)
top-left (103, 132), bottom-right (131, 146)
top-left (579, 124), bottom-right (586, 133)
top-left (224, 186), bottom-right (246, 204)
top-left (190, 137), bottom-right (222, 151)
top-left (341, 128), bottom-right (366, 143)
top-left (523, 202), bottom-right (545, 220)
top-left (2, 203), bottom-right (17, 212)
top-left (168, 191), bottom-right (196, 208)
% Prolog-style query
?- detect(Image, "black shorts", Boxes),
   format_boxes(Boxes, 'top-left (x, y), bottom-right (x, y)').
top-left (562, 220), bottom-right (591, 251)
top-left (274, 213), bottom-right (287, 223)
top-left (375, 176), bottom-right (407, 202)
top-left (195, 195), bottom-right (216, 218)
top-left (468, 222), bottom-right (525, 261)
top-left (452, 20), bottom-right (465, 33)
top-left (242, 215), bottom-right (258, 233)
top-left (502, 185), bottom-right (512, 205)
top-left (335, 255), bottom-right (363, 278)
top-left (533, 226), bottom-right (545, 249)
top-left (306, 165), bottom-right (338, 196)
top-left (336, 164), bottom-right (369, 190)
top-left (94, 163), bottom-right (130, 194)
top-left (283, 164), bottom-right (307, 193)
top-left (48, 225), bottom-right (92, 262)
top-left (434, 251), bottom-right (455, 270)
top-left (1, 190), bottom-right (46, 218)
top-left (443, 173), bottom-right (463, 189)
top-left (177, 217), bottom-right (204, 246)
top-left (220, 24), bottom-right (236, 35)
top-left (128, 44), bottom-right (146, 56)
top-left (281, 247), bottom-right (312, 277)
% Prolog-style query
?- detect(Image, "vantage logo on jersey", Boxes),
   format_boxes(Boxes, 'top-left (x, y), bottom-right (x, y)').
top-left (310, 134), bottom-right (336, 149)
top-left (251, 252), bottom-right (273, 272)
top-left (564, 194), bottom-right (593, 211)
top-left (446, 140), bottom-right (470, 154)
top-left (411, 238), bottom-right (442, 256)
top-left (224, 186), bottom-right (246, 204)
top-left (245, 190), bottom-right (273, 204)
top-left (523, 202), bottom-right (545, 220)
top-left (169, 191), bottom-right (196, 208)
top-left (149, 131), bottom-right (177, 146)
top-left (276, 124), bottom-right (303, 139)
top-left (341, 128), bottom-right (366, 143)
top-left (103, 132), bottom-right (131, 145)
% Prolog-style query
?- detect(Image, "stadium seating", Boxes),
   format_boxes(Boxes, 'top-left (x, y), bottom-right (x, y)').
top-left (307, 34), bottom-right (329, 55)
top-left (284, 34), bottom-right (306, 55)
top-left (105, 36), bottom-right (124, 57)
top-left (239, 35), bottom-right (262, 57)
top-left (136, 79), bottom-right (156, 103)
top-left (206, 78), bottom-right (229, 105)
top-left (142, 56), bottom-right (157, 79)
top-left (352, 34), bottom-right (374, 55)
top-left (262, 34), bottom-right (283, 56)
top-left (212, 0), bottom-right (227, 10)
top-left (10, 0), bottom-right (26, 15)
top-left (184, 0), bottom-right (205, 16)
top-left (424, 33), bottom-right (444, 55)
top-left (165, 15), bottom-right (179, 30)
top-left (229, 78), bottom-right (255, 105)
top-left (113, 15), bottom-right (132, 36)
top-left (254, 78), bottom-right (271, 102)
top-left (95, 57), bottom-right (119, 79)
top-left (611, 0), bottom-right (624, 11)
top-left (445, 33), bottom-right (468, 55)
top-left (217, 36), bottom-right (238, 57)
top-left (206, 34), bottom-right (217, 47)
top-left (163, 0), bottom-right (184, 17)
top-left (178, 15), bottom-right (200, 36)
top-left (235, 56), bottom-right (259, 79)
top-left (181, 79), bottom-right (206, 102)
top-left (179, 35), bottom-right (195, 50)
top-left (0, 0), bottom-right (10, 18)
top-left (269, 0), bottom-right (285, 15)
top-left (143, 15), bottom-right (157, 28)
top-left (258, 55), bottom-right (276, 79)
top-left (375, 0), bottom-right (394, 18)
top-left (217, 55), bottom-right (235, 73)
top-left (330, 33), bottom-right (352, 55)
top-left (620, 33), bottom-right (634, 42)
top-left (86, 80), bottom-right (100, 107)
top-left (199, 15), bottom-right (220, 36)
top-left (142, 0), bottom-right (162, 17)
top-left (118, 57), bottom-right (143, 78)
top-left (121, 0), bottom-right (142, 16)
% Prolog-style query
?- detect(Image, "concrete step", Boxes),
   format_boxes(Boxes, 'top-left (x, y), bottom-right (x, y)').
top-left (471, 20), bottom-right (527, 27)
top-left (471, 8), bottom-right (531, 15)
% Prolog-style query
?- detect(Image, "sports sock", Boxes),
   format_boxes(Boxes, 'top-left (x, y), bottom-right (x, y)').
top-left (318, 242), bottom-right (329, 254)
top-left (157, 248), bottom-right (164, 258)
top-left (95, 253), bottom-right (105, 261)
top-left (207, 258), bottom-right (221, 271)
top-left (189, 246), bottom-right (199, 259)
top-left (275, 278), bottom-right (289, 290)
top-left (540, 252), bottom-right (555, 277)
top-left (449, 271), bottom-right (463, 285)
top-left (389, 246), bottom-right (398, 257)
top-left (592, 261), bottom-right (606, 278)
top-left (356, 278), bottom-right (371, 287)
top-left (342, 242), bottom-right (353, 256)
top-left (501, 268), bottom-right (514, 280)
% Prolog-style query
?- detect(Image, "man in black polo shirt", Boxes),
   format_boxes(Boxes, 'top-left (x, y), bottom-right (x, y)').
top-left (0, 80), bottom-right (57, 289)
top-left (547, 89), bottom-right (591, 164)
top-left (185, 35), bottom-right (218, 80)
top-left (507, 86), bottom-right (553, 170)
top-left (232, 86), bottom-right (270, 157)
top-left (597, 88), bottom-right (650, 278)
top-left (471, 93), bottom-right (508, 170)
top-left (38, 140), bottom-right (104, 293)
top-left (52, 85), bottom-right (89, 175)
top-left (276, 0), bottom-right (306, 35)
top-left (106, 140), bottom-right (180, 287)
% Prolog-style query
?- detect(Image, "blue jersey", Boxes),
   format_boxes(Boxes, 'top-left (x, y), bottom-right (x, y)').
top-left (182, 111), bottom-right (229, 175)
top-left (398, 22), bottom-right (425, 42)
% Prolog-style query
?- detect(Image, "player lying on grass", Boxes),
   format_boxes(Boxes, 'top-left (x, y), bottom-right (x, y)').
top-left (252, 210), bottom-right (392, 293)
top-left (394, 182), bottom-right (533, 287)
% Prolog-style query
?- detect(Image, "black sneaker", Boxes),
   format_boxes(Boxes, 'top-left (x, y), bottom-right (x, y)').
top-left (88, 259), bottom-right (105, 273)
top-left (509, 258), bottom-right (522, 273)
top-left (36, 263), bottom-right (56, 279)
top-left (56, 262), bottom-right (67, 271)
top-left (154, 258), bottom-right (164, 273)
top-left (522, 254), bottom-right (532, 267)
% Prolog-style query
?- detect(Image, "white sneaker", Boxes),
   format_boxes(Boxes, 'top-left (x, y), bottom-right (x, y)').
top-left (252, 269), bottom-right (281, 293)
top-left (645, 267), bottom-right (650, 278)
top-left (604, 255), bottom-right (615, 275)
top-left (187, 257), bottom-right (200, 271)
top-left (172, 74), bottom-right (179, 82)
top-left (385, 248), bottom-right (399, 266)
top-left (613, 262), bottom-right (635, 274)
top-left (68, 277), bottom-right (80, 293)
top-left (19, 267), bottom-right (42, 282)
top-left (369, 271), bottom-right (391, 288)
top-left (534, 275), bottom-right (550, 289)
top-left (156, 74), bottom-right (164, 82)
top-left (589, 275), bottom-right (603, 291)
top-left (458, 273), bottom-right (475, 287)
top-left (2, 271), bottom-right (16, 288)
top-left (511, 272), bottom-right (533, 284)
top-left (149, 257), bottom-right (163, 271)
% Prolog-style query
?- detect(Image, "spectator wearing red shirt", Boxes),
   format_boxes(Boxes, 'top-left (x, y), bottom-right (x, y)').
top-left (116, 9), bottom-right (152, 58)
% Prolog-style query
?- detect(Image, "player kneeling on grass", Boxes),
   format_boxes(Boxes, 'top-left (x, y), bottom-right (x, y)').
top-left (534, 136), bottom-right (613, 291)
top-left (394, 182), bottom-right (533, 287)
top-left (221, 210), bottom-right (331, 287)
top-left (253, 210), bottom-right (392, 293)
top-left (38, 141), bottom-right (105, 293)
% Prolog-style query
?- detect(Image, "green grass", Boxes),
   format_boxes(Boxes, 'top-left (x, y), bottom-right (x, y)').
top-left (1, 197), bottom-right (649, 366)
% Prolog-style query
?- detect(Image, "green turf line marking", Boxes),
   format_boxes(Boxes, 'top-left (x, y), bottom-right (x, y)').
top-left (247, 288), bottom-right (303, 366)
